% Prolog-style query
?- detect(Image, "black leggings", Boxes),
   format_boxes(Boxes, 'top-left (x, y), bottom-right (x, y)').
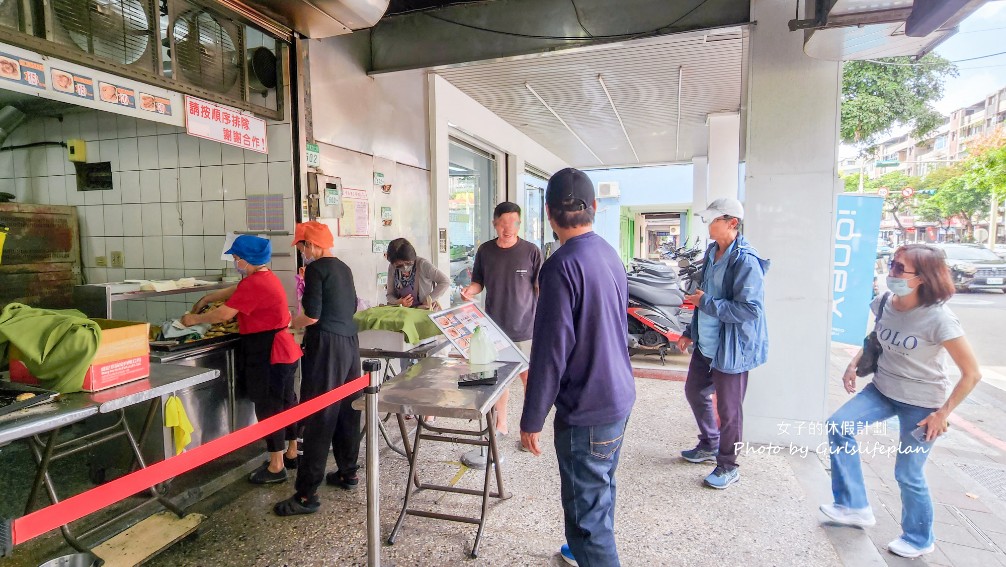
top-left (249, 361), bottom-right (299, 453)
top-left (295, 328), bottom-right (362, 499)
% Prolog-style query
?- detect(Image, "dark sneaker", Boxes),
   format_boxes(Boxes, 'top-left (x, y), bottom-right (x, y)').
top-left (680, 446), bottom-right (717, 463)
top-left (249, 466), bottom-right (287, 485)
top-left (326, 470), bottom-right (359, 490)
top-left (284, 454), bottom-right (299, 470)
top-left (274, 494), bottom-right (320, 516)
top-left (704, 465), bottom-right (740, 489)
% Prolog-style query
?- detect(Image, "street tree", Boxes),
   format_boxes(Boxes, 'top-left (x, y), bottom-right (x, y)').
top-left (864, 171), bottom-right (923, 232)
top-left (963, 129), bottom-right (1006, 201)
top-left (916, 175), bottom-right (990, 241)
top-left (841, 55), bottom-right (957, 146)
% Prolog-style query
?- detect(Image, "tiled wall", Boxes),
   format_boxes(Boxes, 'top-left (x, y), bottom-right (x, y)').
top-left (1, 109), bottom-right (298, 322)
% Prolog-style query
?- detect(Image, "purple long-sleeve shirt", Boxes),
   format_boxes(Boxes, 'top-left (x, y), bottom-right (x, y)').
top-left (520, 232), bottom-right (636, 432)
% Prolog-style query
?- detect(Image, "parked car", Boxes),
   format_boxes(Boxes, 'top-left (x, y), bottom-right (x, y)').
top-left (933, 243), bottom-right (1006, 292)
top-left (994, 243), bottom-right (1006, 261)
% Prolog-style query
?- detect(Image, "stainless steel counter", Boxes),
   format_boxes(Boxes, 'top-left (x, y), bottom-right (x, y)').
top-left (0, 365), bottom-right (219, 447)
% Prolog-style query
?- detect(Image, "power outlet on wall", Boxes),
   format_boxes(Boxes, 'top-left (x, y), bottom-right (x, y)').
top-left (95, 256), bottom-right (107, 267)
top-left (110, 251), bottom-right (123, 267)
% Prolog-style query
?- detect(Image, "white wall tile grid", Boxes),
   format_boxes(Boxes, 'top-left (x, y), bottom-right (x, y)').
top-left (1, 111), bottom-right (297, 320)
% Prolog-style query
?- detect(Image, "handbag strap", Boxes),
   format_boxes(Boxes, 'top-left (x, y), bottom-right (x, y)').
top-left (876, 291), bottom-right (891, 325)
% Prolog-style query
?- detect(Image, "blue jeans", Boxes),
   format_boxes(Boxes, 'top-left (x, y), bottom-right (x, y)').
top-left (554, 416), bottom-right (629, 567)
top-left (827, 383), bottom-right (937, 549)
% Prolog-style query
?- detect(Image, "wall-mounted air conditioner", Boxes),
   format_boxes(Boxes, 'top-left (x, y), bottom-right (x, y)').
top-left (598, 181), bottom-right (620, 199)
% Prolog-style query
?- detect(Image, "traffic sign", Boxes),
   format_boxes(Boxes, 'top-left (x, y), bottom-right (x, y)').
top-left (878, 187), bottom-right (889, 197)
top-left (875, 159), bottom-right (900, 167)
top-left (902, 187), bottom-right (914, 198)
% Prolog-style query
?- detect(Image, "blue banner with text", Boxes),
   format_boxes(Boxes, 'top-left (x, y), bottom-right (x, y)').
top-left (832, 194), bottom-right (884, 345)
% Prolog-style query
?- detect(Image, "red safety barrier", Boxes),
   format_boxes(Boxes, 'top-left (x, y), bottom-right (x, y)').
top-left (11, 374), bottom-right (368, 545)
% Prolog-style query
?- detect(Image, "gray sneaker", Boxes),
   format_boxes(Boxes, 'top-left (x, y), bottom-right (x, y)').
top-left (680, 446), bottom-right (717, 463)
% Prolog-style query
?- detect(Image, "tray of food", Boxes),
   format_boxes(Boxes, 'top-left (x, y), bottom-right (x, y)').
top-left (150, 302), bottom-right (239, 352)
top-left (0, 382), bottom-right (60, 418)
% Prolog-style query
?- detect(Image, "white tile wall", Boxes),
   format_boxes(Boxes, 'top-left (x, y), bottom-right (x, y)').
top-left (7, 110), bottom-right (296, 320)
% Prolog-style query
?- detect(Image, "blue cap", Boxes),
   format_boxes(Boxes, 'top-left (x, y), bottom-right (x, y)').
top-left (226, 235), bottom-right (271, 265)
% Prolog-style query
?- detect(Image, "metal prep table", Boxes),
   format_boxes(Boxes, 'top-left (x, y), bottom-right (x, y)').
top-left (358, 338), bottom-right (452, 457)
top-left (354, 357), bottom-right (521, 558)
top-left (0, 364), bottom-right (220, 552)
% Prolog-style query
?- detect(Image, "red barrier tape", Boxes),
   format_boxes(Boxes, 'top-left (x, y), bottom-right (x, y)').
top-left (12, 374), bottom-right (368, 545)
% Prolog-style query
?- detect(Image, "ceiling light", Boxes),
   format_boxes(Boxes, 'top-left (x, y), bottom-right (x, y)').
top-left (524, 82), bottom-right (603, 165)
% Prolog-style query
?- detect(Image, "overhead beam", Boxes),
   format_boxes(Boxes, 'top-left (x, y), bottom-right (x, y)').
top-left (369, 0), bottom-right (750, 73)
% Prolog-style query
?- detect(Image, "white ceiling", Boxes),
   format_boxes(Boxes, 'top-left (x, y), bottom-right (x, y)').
top-left (433, 27), bottom-right (749, 169)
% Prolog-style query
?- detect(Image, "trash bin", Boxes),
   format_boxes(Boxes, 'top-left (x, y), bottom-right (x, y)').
top-left (38, 552), bottom-right (104, 567)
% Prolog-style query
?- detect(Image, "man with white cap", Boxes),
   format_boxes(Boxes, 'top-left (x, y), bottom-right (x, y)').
top-left (676, 197), bottom-right (770, 490)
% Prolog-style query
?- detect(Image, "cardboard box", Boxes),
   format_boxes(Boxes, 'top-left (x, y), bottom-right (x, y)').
top-left (10, 319), bottom-right (151, 392)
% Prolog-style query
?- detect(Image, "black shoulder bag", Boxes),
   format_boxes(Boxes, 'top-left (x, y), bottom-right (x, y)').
top-left (855, 292), bottom-right (891, 377)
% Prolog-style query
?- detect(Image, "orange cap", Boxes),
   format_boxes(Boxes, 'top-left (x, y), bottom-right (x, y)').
top-left (293, 221), bottom-right (334, 249)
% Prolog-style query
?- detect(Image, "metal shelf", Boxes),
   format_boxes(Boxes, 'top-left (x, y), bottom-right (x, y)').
top-left (107, 282), bottom-right (234, 301)
top-left (74, 282), bottom-right (235, 319)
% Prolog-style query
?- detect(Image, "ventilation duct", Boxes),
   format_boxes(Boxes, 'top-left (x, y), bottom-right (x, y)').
top-left (0, 106), bottom-right (26, 147)
top-left (225, 0), bottom-right (390, 38)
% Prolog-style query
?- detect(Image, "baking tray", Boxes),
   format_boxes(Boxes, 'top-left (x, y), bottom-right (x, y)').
top-left (0, 382), bottom-right (60, 418)
top-left (149, 334), bottom-right (238, 352)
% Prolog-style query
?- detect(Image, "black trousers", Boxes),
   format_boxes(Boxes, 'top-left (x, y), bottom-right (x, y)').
top-left (295, 327), bottom-right (362, 499)
top-left (239, 331), bottom-right (299, 453)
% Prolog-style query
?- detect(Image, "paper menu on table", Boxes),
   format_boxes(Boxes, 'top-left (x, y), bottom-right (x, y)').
top-left (428, 302), bottom-right (527, 365)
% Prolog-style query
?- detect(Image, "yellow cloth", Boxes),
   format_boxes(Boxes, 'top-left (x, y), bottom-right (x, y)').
top-left (164, 395), bottom-right (194, 455)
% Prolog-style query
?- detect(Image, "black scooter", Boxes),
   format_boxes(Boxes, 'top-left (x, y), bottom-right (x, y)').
top-left (626, 239), bottom-right (703, 364)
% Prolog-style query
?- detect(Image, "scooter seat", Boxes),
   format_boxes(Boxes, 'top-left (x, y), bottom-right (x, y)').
top-left (628, 280), bottom-right (683, 308)
top-left (627, 274), bottom-right (679, 288)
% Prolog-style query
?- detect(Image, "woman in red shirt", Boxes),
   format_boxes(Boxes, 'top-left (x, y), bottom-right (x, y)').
top-left (183, 235), bottom-right (302, 484)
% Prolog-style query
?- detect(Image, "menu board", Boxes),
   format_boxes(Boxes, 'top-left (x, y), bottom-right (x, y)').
top-left (428, 302), bottom-right (527, 365)
top-left (139, 92), bottom-right (173, 116)
top-left (51, 68), bottom-right (93, 99)
top-left (0, 51), bottom-right (45, 89)
top-left (98, 81), bottom-right (136, 108)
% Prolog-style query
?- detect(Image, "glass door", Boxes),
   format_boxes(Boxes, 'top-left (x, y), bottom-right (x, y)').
top-left (448, 138), bottom-right (498, 302)
top-left (523, 167), bottom-right (549, 251)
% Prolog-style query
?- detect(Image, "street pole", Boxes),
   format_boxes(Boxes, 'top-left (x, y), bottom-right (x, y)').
top-left (858, 156), bottom-right (865, 193)
top-left (991, 196), bottom-right (1000, 250)
top-left (363, 359), bottom-right (381, 567)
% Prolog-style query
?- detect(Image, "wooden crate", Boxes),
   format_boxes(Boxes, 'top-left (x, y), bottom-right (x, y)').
top-left (0, 203), bottom-right (80, 309)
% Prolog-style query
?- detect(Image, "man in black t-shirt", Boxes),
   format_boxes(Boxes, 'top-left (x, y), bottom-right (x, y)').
top-left (461, 202), bottom-right (542, 465)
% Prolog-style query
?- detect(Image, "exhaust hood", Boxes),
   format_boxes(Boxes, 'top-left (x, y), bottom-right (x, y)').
top-left (226, 0), bottom-right (391, 38)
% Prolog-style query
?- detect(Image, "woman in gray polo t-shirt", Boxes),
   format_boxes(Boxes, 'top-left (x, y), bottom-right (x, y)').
top-left (819, 244), bottom-right (982, 560)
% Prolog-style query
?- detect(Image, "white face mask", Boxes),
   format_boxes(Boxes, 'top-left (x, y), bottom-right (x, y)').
top-left (886, 276), bottom-right (916, 297)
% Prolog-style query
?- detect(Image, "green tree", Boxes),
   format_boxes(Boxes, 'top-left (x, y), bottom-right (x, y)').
top-left (841, 55), bottom-right (957, 145)
top-left (840, 172), bottom-right (860, 193)
top-left (864, 171), bottom-right (923, 232)
top-left (917, 176), bottom-right (990, 241)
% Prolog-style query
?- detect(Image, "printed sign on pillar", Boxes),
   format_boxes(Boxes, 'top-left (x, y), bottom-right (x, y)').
top-left (832, 194), bottom-right (884, 345)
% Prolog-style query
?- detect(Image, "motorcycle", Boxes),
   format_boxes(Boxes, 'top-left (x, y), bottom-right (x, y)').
top-left (626, 238), bottom-right (704, 364)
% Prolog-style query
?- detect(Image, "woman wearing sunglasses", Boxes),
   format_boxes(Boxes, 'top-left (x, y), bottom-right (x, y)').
top-left (820, 244), bottom-right (982, 558)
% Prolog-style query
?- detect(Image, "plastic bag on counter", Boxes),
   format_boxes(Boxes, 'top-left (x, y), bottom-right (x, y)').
top-left (469, 325), bottom-right (497, 365)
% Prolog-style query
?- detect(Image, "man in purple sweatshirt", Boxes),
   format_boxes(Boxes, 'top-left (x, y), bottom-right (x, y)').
top-left (521, 167), bottom-right (636, 567)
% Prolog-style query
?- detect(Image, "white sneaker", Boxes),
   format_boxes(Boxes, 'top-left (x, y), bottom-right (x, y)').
top-left (819, 503), bottom-right (876, 527)
top-left (887, 537), bottom-right (935, 558)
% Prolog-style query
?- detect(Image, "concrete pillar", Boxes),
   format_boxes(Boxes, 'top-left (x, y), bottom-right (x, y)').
top-left (743, 0), bottom-right (842, 447)
top-left (707, 112), bottom-right (741, 202)
top-left (691, 156), bottom-right (708, 242)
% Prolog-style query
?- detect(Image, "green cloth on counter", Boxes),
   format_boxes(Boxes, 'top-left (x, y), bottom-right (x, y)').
top-left (0, 303), bottom-right (101, 393)
top-left (353, 305), bottom-right (443, 344)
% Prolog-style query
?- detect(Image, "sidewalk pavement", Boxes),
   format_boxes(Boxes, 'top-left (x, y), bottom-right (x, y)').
top-left (15, 347), bottom-right (1006, 566)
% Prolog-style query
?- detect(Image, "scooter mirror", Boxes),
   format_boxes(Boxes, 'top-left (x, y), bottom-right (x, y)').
top-left (678, 258), bottom-right (691, 268)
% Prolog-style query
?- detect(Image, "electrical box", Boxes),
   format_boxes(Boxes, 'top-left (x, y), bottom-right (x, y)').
top-left (66, 138), bottom-right (86, 162)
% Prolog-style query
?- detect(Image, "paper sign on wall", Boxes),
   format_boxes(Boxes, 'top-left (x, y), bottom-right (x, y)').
top-left (185, 95), bottom-right (268, 154)
top-left (307, 142), bottom-right (320, 168)
top-left (338, 188), bottom-right (370, 237)
top-left (373, 240), bottom-right (391, 254)
top-left (381, 206), bottom-right (393, 226)
top-left (0, 51), bottom-right (45, 89)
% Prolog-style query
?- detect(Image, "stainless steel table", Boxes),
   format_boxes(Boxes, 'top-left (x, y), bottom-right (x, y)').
top-left (355, 357), bottom-right (521, 558)
top-left (0, 364), bottom-right (219, 552)
top-left (358, 338), bottom-right (452, 457)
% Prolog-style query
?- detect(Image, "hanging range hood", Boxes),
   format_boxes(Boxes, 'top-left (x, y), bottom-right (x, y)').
top-left (222, 0), bottom-right (391, 38)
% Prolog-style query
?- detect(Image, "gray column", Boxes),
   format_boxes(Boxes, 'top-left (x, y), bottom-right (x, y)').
top-left (743, 0), bottom-right (842, 447)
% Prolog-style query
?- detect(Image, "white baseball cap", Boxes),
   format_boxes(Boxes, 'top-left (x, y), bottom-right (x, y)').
top-left (697, 198), bottom-right (744, 222)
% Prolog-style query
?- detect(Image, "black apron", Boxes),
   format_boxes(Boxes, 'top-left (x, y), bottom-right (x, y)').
top-left (235, 327), bottom-right (284, 403)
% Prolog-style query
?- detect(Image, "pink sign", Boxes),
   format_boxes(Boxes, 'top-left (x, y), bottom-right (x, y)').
top-left (184, 95), bottom-right (268, 154)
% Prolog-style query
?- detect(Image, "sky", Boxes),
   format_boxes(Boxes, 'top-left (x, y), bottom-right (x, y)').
top-left (931, 0), bottom-right (1006, 114)
top-left (839, 1), bottom-right (1006, 158)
